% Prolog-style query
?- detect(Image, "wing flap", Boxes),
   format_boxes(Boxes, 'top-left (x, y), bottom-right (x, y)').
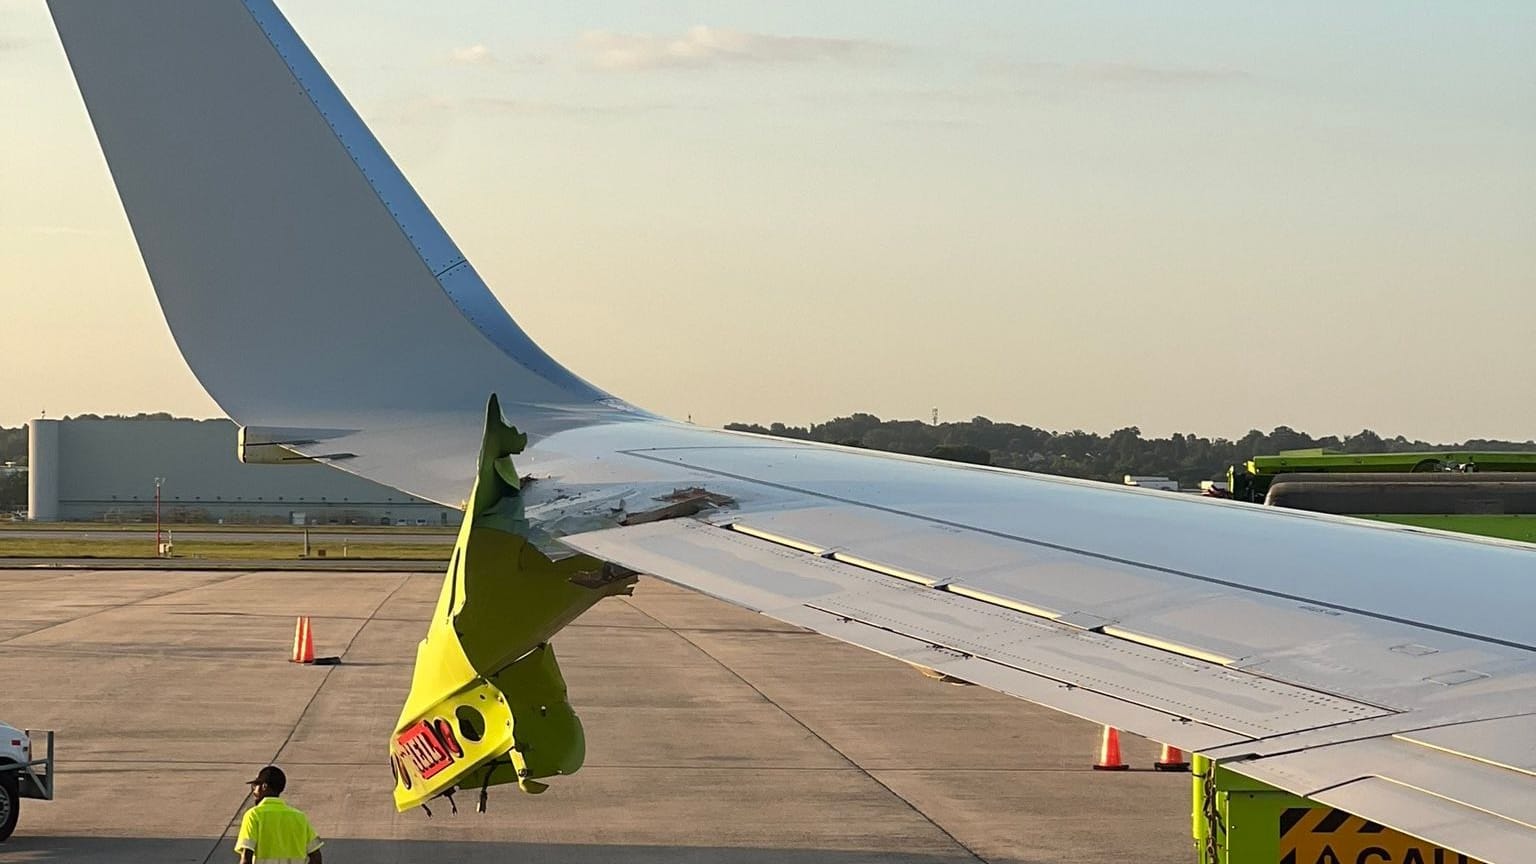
top-left (1315, 777), bottom-right (1530, 864)
top-left (561, 518), bottom-right (1395, 751)
top-left (776, 605), bottom-right (1244, 752)
top-left (1397, 715), bottom-right (1536, 777)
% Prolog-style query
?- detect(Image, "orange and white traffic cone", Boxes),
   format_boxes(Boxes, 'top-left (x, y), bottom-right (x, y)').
top-left (290, 616), bottom-right (315, 664)
top-left (1154, 743), bottom-right (1189, 771)
top-left (1092, 725), bottom-right (1129, 771)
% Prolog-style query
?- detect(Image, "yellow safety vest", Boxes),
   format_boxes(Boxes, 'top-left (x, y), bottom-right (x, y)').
top-left (234, 797), bottom-right (323, 863)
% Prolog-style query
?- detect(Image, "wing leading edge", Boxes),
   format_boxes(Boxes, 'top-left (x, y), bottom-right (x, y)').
top-left (47, 2), bottom-right (1536, 861)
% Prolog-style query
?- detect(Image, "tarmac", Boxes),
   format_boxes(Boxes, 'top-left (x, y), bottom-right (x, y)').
top-left (0, 567), bottom-right (1190, 863)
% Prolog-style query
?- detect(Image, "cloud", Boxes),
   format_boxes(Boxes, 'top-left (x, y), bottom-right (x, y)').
top-left (459, 95), bottom-right (675, 117)
top-left (986, 60), bottom-right (1251, 89)
top-left (575, 26), bottom-right (900, 72)
top-left (1076, 62), bottom-right (1251, 86)
top-left (370, 94), bottom-right (675, 125)
top-left (449, 44), bottom-right (494, 65)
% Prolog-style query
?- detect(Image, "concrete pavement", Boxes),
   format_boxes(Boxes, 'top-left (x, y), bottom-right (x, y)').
top-left (0, 568), bottom-right (1190, 863)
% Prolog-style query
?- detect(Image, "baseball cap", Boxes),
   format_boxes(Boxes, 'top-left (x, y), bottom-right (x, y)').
top-left (246, 765), bottom-right (286, 793)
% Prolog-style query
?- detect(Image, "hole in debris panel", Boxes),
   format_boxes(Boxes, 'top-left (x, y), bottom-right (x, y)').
top-left (435, 718), bottom-right (464, 757)
top-left (456, 705), bottom-right (485, 742)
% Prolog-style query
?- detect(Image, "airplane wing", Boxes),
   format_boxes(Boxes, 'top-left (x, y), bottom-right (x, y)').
top-left (46, 2), bottom-right (1536, 860)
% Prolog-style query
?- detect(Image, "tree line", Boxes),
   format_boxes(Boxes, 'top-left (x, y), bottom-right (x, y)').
top-left (725, 414), bottom-right (1536, 485)
top-left (5, 413), bottom-right (1536, 512)
top-left (0, 426), bottom-right (22, 511)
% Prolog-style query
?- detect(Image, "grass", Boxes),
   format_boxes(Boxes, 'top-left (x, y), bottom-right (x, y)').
top-left (0, 521), bottom-right (456, 534)
top-left (1361, 514), bottom-right (1536, 544)
top-left (0, 536), bottom-right (451, 560)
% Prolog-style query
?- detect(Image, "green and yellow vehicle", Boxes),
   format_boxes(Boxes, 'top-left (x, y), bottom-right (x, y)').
top-left (1229, 449), bottom-right (1536, 544)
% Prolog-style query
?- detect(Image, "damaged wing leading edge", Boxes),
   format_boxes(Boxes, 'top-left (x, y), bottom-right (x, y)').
top-left (390, 396), bottom-right (634, 812)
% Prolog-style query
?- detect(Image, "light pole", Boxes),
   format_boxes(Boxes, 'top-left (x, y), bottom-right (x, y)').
top-left (154, 477), bottom-right (164, 556)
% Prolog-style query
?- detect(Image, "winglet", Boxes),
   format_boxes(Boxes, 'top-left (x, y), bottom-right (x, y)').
top-left (47, 0), bottom-right (618, 449)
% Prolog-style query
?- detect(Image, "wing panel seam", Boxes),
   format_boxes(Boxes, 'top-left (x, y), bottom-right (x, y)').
top-left (633, 453), bottom-right (1536, 653)
top-left (238, 0), bottom-right (462, 275)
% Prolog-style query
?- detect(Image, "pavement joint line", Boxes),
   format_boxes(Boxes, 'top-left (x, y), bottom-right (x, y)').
top-left (619, 597), bottom-right (991, 864)
top-left (197, 572), bottom-right (415, 864)
top-left (0, 569), bottom-right (258, 646)
top-left (0, 568), bottom-right (90, 584)
top-left (0, 646), bottom-right (412, 664)
top-left (36, 756), bottom-right (1127, 775)
top-left (168, 610), bottom-right (428, 616)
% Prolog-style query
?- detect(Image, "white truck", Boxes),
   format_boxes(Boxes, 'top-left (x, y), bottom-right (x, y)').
top-left (0, 724), bottom-right (53, 842)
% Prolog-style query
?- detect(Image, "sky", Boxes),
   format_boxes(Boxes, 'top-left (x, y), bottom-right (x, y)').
top-left (2, 1), bottom-right (1534, 441)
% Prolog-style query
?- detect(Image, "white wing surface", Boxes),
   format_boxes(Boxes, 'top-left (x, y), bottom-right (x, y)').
top-left (47, 3), bottom-right (1536, 860)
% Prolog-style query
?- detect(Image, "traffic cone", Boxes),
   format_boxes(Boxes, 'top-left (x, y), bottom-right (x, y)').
top-left (1154, 743), bottom-right (1189, 771)
top-left (1092, 725), bottom-right (1129, 771)
top-left (290, 616), bottom-right (315, 664)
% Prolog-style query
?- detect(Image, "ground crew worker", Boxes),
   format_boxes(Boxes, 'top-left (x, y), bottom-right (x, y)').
top-left (235, 765), bottom-right (323, 864)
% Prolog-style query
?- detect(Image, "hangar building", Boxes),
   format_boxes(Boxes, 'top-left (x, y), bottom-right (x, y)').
top-left (26, 417), bottom-right (455, 525)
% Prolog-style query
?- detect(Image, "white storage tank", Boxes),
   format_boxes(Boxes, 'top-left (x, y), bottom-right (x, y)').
top-left (27, 418), bottom-right (60, 521)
